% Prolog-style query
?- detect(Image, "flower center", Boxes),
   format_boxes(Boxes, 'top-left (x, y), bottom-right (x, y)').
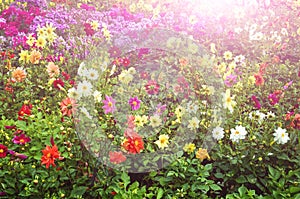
top-left (108, 102), bottom-right (113, 107)
top-left (47, 153), bottom-right (51, 158)
top-left (20, 139), bottom-right (25, 143)
top-left (281, 133), bottom-right (285, 138)
top-left (0, 149), bottom-right (3, 153)
top-left (134, 140), bottom-right (139, 146)
top-left (235, 131), bottom-right (240, 135)
top-left (226, 97), bottom-right (231, 103)
top-left (132, 101), bottom-right (137, 106)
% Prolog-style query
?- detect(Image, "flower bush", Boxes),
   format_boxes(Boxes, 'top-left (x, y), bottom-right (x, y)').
top-left (0, 0), bottom-right (299, 198)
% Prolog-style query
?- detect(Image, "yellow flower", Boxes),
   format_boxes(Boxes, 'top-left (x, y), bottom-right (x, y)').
top-left (90, 20), bottom-right (99, 31)
top-left (183, 143), bottom-right (196, 154)
top-left (36, 36), bottom-right (47, 48)
top-left (19, 50), bottom-right (30, 63)
top-left (175, 105), bottom-right (185, 118)
top-left (210, 43), bottom-right (217, 53)
top-left (129, 3), bottom-right (137, 12)
top-left (26, 34), bottom-right (36, 47)
top-left (189, 15), bottom-right (198, 25)
top-left (155, 134), bottom-right (169, 149)
top-left (45, 23), bottom-right (56, 36)
top-left (218, 62), bottom-right (227, 73)
top-left (36, 25), bottom-right (47, 37)
top-left (188, 117), bottom-right (200, 130)
top-left (223, 51), bottom-right (233, 61)
top-left (248, 76), bottom-right (256, 85)
top-left (195, 148), bottom-right (210, 162)
top-left (223, 89), bottom-right (236, 113)
top-left (297, 27), bottom-right (300, 36)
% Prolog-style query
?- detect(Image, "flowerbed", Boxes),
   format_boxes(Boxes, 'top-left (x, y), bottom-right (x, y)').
top-left (0, 0), bottom-right (299, 198)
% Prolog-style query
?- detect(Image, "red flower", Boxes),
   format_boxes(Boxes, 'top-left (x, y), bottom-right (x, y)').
top-left (122, 57), bottom-right (130, 67)
top-left (254, 73), bottom-right (264, 86)
top-left (109, 151), bottom-right (126, 164)
top-left (122, 134), bottom-right (144, 154)
top-left (0, 144), bottom-right (8, 158)
top-left (145, 80), bottom-right (160, 95)
top-left (53, 79), bottom-right (64, 90)
top-left (18, 104), bottom-right (32, 120)
top-left (60, 97), bottom-right (77, 117)
top-left (62, 71), bottom-right (70, 80)
top-left (12, 134), bottom-right (31, 145)
top-left (41, 145), bottom-right (61, 168)
top-left (84, 23), bottom-right (95, 36)
top-left (290, 114), bottom-right (300, 130)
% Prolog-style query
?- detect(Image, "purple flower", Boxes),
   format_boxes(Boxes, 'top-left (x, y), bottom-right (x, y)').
top-left (283, 81), bottom-right (293, 90)
top-left (8, 150), bottom-right (28, 160)
top-left (128, 97), bottom-right (141, 111)
top-left (102, 95), bottom-right (116, 114)
top-left (12, 134), bottom-right (31, 145)
top-left (224, 74), bottom-right (238, 87)
top-left (155, 103), bottom-right (167, 115)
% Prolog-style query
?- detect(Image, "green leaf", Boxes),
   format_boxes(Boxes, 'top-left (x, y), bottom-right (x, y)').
top-left (236, 175), bottom-right (247, 184)
top-left (70, 186), bottom-right (87, 197)
top-left (214, 172), bottom-right (224, 179)
top-left (156, 188), bottom-right (164, 199)
top-left (238, 185), bottom-right (247, 197)
top-left (210, 184), bottom-right (222, 191)
top-left (290, 186), bottom-right (300, 194)
top-left (121, 172), bottom-right (130, 189)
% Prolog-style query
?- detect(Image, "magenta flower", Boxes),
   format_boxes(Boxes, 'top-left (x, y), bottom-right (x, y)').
top-left (102, 95), bottom-right (116, 114)
top-left (129, 97), bottom-right (141, 111)
top-left (268, 93), bottom-right (280, 105)
top-left (251, 95), bottom-right (261, 109)
top-left (8, 150), bottom-right (28, 160)
top-left (145, 80), bottom-right (160, 95)
top-left (12, 134), bottom-right (31, 145)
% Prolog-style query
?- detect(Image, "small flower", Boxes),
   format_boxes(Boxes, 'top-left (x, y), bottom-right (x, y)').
top-left (188, 117), bottom-right (200, 130)
top-left (122, 135), bottom-right (144, 154)
top-left (212, 126), bottom-right (225, 140)
top-left (249, 110), bottom-right (266, 124)
top-left (145, 80), bottom-right (160, 95)
top-left (155, 103), bottom-right (167, 115)
top-left (11, 67), bottom-right (27, 82)
top-left (223, 89), bottom-right (236, 113)
top-left (223, 51), bottom-right (233, 60)
top-left (155, 134), bottom-right (170, 149)
top-left (128, 97), bottom-right (141, 111)
top-left (67, 87), bottom-right (81, 100)
top-left (224, 74), bottom-right (238, 87)
top-left (18, 50), bottom-right (30, 63)
top-left (109, 151), bottom-right (126, 164)
top-left (183, 143), bottom-right (196, 154)
top-left (290, 114), bottom-right (300, 130)
top-left (122, 57), bottom-right (130, 67)
top-left (254, 73), bottom-right (264, 86)
top-left (273, 127), bottom-right (290, 144)
top-left (230, 125), bottom-right (248, 142)
top-left (93, 90), bottom-right (102, 103)
top-left (46, 62), bottom-right (60, 78)
top-left (196, 148), bottom-right (210, 162)
top-left (60, 98), bottom-right (77, 117)
top-left (251, 95), bottom-right (261, 109)
top-left (77, 80), bottom-right (93, 97)
top-left (29, 50), bottom-right (42, 64)
top-left (12, 134), bottom-right (31, 145)
top-left (0, 144), bottom-right (8, 158)
top-left (102, 95), bottom-right (116, 114)
top-left (53, 79), bottom-right (64, 90)
top-left (41, 145), bottom-right (61, 169)
top-left (86, 68), bottom-right (99, 80)
top-left (8, 150), bottom-right (28, 160)
top-left (149, 115), bottom-right (162, 128)
top-left (18, 104), bottom-right (32, 120)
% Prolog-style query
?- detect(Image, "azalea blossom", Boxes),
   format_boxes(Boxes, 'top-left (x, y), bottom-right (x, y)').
top-left (273, 127), bottom-right (290, 144)
top-left (102, 95), bottom-right (116, 114)
top-left (230, 125), bottom-right (248, 142)
top-left (155, 134), bottom-right (170, 149)
top-left (212, 126), bottom-right (225, 140)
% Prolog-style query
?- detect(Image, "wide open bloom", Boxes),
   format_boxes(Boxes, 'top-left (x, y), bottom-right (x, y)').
top-left (145, 80), bottom-right (160, 95)
top-left (46, 62), bottom-right (60, 78)
top-left (128, 96), bottom-right (141, 111)
top-left (12, 134), bottom-right (31, 145)
top-left (273, 127), bottom-right (290, 144)
top-left (41, 145), bottom-right (60, 168)
top-left (60, 97), bottom-right (77, 117)
top-left (102, 95), bottom-right (116, 114)
top-left (11, 67), bottom-right (27, 82)
top-left (0, 144), bottom-right (8, 158)
top-left (154, 134), bottom-right (169, 149)
top-left (109, 151), bottom-right (126, 164)
top-left (230, 125), bottom-right (248, 142)
top-left (290, 114), bottom-right (300, 130)
top-left (122, 134), bottom-right (144, 154)
top-left (196, 148), bottom-right (210, 162)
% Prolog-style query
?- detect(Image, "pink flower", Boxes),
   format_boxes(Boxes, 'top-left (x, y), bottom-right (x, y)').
top-left (102, 95), bottom-right (116, 114)
top-left (122, 57), bottom-right (130, 67)
top-left (60, 98), bottom-right (77, 117)
top-left (128, 97), bottom-right (141, 111)
top-left (155, 103), bottom-right (167, 115)
top-left (145, 80), bottom-right (160, 95)
top-left (224, 74), bottom-right (237, 87)
top-left (12, 134), bottom-right (31, 145)
top-left (109, 151), bottom-right (126, 164)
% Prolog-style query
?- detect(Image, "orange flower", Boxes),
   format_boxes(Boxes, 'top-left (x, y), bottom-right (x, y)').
top-left (60, 97), bottom-right (77, 117)
top-left (29, 50), bottom-right (42, 64)
top-left (41, 145), bottom-right (60, 168)
top-left (46, 62), bottom-right (60, 78)
top-left (12, 67), bottom-right (27, 82)
top-left (195, 148), bottom-right (210, 162)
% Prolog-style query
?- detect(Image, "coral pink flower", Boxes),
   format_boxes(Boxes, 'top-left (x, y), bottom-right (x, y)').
top-left (109, 151), bottom-right (126, 164)
top-left (145, 80), bottom-right (160, 95)
top-left (60, 97), bottom-right (77, 117)
top-left (102, 95), bottom-right (116, 114)
top-left (46, 62), bottom-right (60, 78)
top-left (254, 73), bottom-right (264, 86)
top-left (41, 145), bottom-right (60, 169)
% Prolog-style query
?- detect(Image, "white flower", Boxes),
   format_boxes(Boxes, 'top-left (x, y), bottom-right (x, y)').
top-left (249, 110), bottom-right (266, 124)
top-left (118, 71), bottom-right (133, 84)
top-left (80, 107), bottom-right (92, 120)
top-left (77, 80), bottom-right (93, 97)
top-left (186, 101), bottom-right (199, 114)
top-left (86, 68), bottom-right (99, 80)
top-left (188, 117), bottom-right (200, 130)
top-left (223, 89), bottom-right (236, 113)
top-left (273, 127), bottom-right (290, 144)
top-left (150, 115), bottom-right (162, 128)
top-left (127, 67), bottom-right (136, 75)
top-left (266, 111), bottom-right (275, 119)
top-left (93, 90), bottom-right (102, 103)
top-left (212, 126), bottom-right (225, 140)
top-left (68, 87), bottom-right (81, 99)
top-left (77, 62), bottom-right (87, 76)
top-left (230, 125), bottom-right (248, 142)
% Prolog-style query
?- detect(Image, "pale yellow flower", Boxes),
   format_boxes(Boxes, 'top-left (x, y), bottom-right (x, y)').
top-left (155, 134), bottom-right (169, 149)
top-left (223, 51), bottom-right (233, 61)
top-left (18, 50), bottom-right (30, 63)
top-left (183, 143), bottom-right (196, 154)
